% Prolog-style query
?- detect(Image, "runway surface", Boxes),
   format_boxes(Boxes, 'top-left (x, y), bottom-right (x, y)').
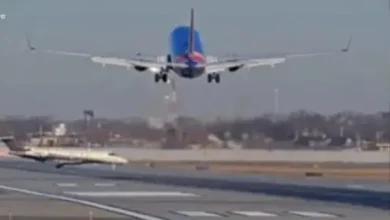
top-left (0, 191), bottom-right (125, 219)
top-left (0, 158), bottom-right (389, 220)
top-left (1, 157), bottom-right (389, 191)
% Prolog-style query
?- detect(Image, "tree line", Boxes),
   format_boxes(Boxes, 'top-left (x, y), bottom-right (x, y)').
top-left (0, 110), bottom-right (388, 146)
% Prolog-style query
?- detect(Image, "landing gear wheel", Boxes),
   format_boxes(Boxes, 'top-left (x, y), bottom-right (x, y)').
top-left (207, 74), bottom-right (212, 83)
top-left (161, 73), bottom-right (168, 83)
top-left (55, 164), bottom-right (64, 169)
top-left (154, 74), bottom-right (160, 83)
top-left (214, 74), bottom-right (220, 83)
top-left (154, 73), bottom-right (168, 83)
top-left (207, 73), bottom-right (220, 83)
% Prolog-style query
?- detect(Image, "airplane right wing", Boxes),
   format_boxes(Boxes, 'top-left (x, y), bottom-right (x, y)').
top-left (202, 36), bottom-right (352, 74)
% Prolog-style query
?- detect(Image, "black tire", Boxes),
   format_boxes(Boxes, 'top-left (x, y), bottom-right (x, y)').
top-left (207, 74), bottom-right (212, 83)
top-left (154, 74), bottom-right (160, 83)
top-left (162, 74), bottom-right (168, 83)
top-left (215, 74), bottom-right (220, 83)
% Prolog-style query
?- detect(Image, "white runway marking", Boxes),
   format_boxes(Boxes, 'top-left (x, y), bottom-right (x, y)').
top-left (64, 191), bottom-right (199, 197)
top-left (175, 211), bottom-right (222, 217)
top-left (232, 211), bottom-right (278, 217)
top-left (94, 183), bottom-right (116, 187)
top-left (0, 185), bottom-right (165, 220)
top-left (56, 183), bottom-right (78, 187)
top-left (346, 184), bottom-right (364, 189)
top-left (290, 211), bottom-right (338, 218)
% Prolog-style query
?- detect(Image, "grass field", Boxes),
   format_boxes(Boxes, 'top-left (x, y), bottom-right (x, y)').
top-left (134, 161), bottom-right (390, 180)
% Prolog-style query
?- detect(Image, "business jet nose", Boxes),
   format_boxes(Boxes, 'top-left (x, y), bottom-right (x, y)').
top-left (118, 157), bottom-right (128, 164)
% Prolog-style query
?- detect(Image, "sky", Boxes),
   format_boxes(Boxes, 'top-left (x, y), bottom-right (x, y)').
top-left (0, 0), bottom-right (389, 120)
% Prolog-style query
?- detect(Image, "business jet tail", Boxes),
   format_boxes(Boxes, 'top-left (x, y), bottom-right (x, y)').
top-left (0, 136), bottom-right (26, 152)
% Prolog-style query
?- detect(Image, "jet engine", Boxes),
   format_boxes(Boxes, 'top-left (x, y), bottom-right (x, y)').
top-left (134, 66), bottom-right (148, 71)
top-left (134, 54), bottom-right (172, 73)
top-left (228, 66), bottom-right (242, 72)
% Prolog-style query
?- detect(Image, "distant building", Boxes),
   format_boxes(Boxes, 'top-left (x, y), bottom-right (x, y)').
top-left (27, 123), bottom-right (85, 147)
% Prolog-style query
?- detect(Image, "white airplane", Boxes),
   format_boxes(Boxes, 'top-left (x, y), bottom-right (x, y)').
top-left (1, 136), bottom-right (128, 169)
top-left (26, 8), bottom-right (351, 83)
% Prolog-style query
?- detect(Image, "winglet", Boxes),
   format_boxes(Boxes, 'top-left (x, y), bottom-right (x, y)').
top-left (341, 35), bottom-right (352, 53)
top-left (25, 33), bottom-right (36, 51)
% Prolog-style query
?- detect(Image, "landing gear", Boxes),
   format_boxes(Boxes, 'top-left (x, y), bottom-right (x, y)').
top-left (34, 158), bottom-right (47, 163)
top-left (55, 163), bottom-right (65, 169)
top-left (154, 73), bottom-right (168, 83)
top-left (207, 73), bottom-right (220, 83)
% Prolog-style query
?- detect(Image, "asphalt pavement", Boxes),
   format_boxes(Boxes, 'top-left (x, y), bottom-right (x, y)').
top-left (0, 191), bottom-right (125, 219)
top-left (0, 157), bottom-right (389, 220)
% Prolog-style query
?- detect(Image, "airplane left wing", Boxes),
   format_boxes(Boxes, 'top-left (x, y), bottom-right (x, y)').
top-left (26, 37), bottom-right (187, 72)
top-left (203, 36), bottom-right (352, 74)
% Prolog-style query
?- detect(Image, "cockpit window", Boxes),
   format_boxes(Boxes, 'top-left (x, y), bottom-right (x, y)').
top-left (108, 152), bottom-right (117, 156)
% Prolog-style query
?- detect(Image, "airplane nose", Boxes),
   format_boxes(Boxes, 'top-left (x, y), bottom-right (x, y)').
top-left (119, 158), bottom-right (128, 164)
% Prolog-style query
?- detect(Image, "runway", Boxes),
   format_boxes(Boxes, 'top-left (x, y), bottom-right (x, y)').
top-left (0, 158), bottom-right (389, 219)
top-left (0, 191), bottom-right (126, 219)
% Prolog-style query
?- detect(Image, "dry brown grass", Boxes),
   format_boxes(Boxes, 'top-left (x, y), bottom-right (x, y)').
top-left (208, 166), bottom-right (390, 180)
top-left (130, 161), bottom-right (390, 180)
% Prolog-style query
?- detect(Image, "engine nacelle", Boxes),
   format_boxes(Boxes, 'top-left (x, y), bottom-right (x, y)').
top-left (134, 54), bottom-right (172, 72)
top-left (228, 66), bottom-right (241, 72)
top-left (134, 65), bottom-right (148, 72)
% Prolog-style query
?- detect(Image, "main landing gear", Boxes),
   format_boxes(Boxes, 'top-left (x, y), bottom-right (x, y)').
top-left (55, 163), bottom-right (65, 169)
top-left (154, 73), bottom-right (168, 83)
top-left (207, 73), bottom-right (220, 83)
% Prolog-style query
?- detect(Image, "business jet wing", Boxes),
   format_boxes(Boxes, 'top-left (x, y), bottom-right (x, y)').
top-left (203, 36), bottom-right (352, 73)
top-left (26, 37), bottom-right (187, 71)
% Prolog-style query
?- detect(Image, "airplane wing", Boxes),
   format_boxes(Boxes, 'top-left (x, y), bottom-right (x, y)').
top-left (26, 34), bottom-right (351, 74)
top-left (203, 36), bottom-right (352, 74)
top-left (26, 36), bottom-right (186, 72)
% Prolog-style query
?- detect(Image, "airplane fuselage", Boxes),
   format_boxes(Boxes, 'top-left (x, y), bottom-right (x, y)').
top-left (8, 148), bottom-right (128, 166)
top-left (169, 26), bottom-right (205, 78)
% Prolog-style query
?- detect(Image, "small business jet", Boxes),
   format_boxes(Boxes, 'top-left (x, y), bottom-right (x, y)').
top-left (1, 136), bottom-right (128, 169)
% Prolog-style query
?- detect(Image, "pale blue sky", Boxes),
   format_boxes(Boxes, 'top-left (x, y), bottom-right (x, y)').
top-left (0, 0), bottom-right (389, 120)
